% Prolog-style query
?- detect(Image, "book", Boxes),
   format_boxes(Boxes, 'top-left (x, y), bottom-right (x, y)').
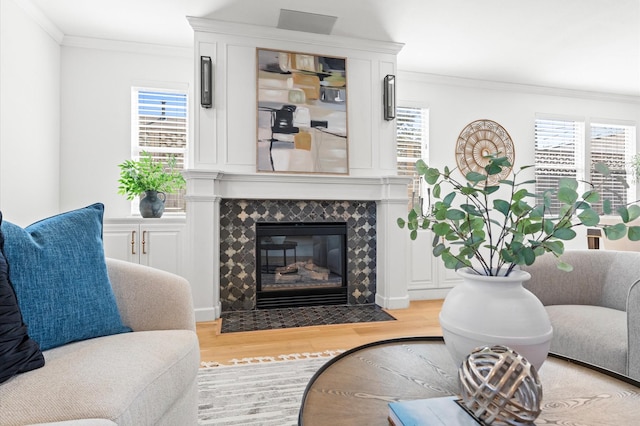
top-left (388, 396), bottom-right (481, 426)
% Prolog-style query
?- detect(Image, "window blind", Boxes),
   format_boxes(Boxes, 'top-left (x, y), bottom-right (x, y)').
top-left (133, 89), bottom-right (188, 213)
top-left (534, 119), bottom-right (583, 215)
top-left (589, 123), bottom-right (634, 212)
top-left (396, 106), bottom-right (429, 211)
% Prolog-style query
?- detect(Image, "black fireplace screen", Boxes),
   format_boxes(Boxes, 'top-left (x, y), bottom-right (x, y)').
top-left (255, 222), bottom-right (348, 309)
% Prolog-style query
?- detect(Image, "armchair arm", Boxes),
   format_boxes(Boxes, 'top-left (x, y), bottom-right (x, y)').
top-left (627, 279), bottom-right (640, 380)
top-left (106, 258), bottom-right (196, 332)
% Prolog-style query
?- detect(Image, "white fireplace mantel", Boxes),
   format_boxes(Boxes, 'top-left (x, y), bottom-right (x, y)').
top-left (183, 170), bottom-right (413, 321)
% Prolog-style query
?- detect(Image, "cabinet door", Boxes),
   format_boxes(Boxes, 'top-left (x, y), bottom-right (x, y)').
top-left (139, 224), bottom-right (185, 276)
top-left (103, 224), bottom-right (139, 263)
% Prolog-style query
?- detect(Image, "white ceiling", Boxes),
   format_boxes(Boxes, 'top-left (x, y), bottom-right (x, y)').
top-left (29, 0), bottom-right (640, 96)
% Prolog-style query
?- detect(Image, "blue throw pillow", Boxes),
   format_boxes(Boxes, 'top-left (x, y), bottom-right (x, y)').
top-left (0, 203), bottom-right (130, 351)
top-left (0, 212), bottom-right (45, 384)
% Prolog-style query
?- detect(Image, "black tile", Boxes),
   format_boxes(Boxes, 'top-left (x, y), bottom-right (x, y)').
top-left (220, 305), bottom-right (395, 333)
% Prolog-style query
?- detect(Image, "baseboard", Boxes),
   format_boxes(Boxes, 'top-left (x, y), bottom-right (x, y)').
top-left (375, 293), bottom-right (410, 310)
top-left (194, 305), bottom-right (220, 322)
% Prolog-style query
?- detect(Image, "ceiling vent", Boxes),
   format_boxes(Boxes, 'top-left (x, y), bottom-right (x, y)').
top-left (277, 9), bottom-right (337, 35)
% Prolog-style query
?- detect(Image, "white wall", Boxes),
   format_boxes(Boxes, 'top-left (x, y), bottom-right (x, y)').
top-left (398, 72), bottom-right (640, 250)
top-left (0, 0), bottom-right (61, 226)
top-left (59, 41), bottom-right (192, 218)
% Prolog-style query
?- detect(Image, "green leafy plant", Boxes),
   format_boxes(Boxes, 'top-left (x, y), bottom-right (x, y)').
top-left (398, 156), bottom-right (640, 276)
top-left (117, 151), bottom-right (186, 200)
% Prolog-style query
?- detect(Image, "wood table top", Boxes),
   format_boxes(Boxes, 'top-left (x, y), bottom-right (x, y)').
top-left (299, 336), bottom-right (640, 425)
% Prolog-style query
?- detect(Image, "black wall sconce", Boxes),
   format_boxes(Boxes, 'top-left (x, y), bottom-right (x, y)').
top-left (383, 74), bottom-right (396, 120)
top-left (201, 56), bottom-right (212, 108)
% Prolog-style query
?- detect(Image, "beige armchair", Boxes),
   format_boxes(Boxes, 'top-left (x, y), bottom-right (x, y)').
top-left (0, 259), bottom-right (200, 425)
top-left (522, 250), bottom-right (640, 380)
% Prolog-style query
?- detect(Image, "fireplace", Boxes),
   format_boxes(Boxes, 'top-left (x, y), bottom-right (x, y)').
top-left (256, 222), bottom-right (348, 309)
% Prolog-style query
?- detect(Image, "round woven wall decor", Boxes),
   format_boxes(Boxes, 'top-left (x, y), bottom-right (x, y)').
top-left (454, 119), bottom-right (515, 185)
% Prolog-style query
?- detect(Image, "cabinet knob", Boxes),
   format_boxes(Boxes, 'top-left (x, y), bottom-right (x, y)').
top-left (131, 230), bottom-right (136, 255)
top-left (142, 231), bottom-right (147, 254)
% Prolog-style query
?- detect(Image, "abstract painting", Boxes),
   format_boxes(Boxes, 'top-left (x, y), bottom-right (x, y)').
top-left (256, 48), bottom-right (348, 174)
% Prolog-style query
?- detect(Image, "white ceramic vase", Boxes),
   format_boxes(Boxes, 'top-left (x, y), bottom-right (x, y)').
top-left (439, 267), bottom-right (553, 371)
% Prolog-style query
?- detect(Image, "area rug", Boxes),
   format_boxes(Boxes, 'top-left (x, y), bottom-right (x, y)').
top-left (198, 351), bottom-right (342, 425)
top-left (220, 304), bottom-right (395, 333)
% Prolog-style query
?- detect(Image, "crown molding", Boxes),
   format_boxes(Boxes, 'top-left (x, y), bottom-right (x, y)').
top-left (398, 71), bottom-right (640, 105)
top-left (187, 17), bottom-right (404, 56)
top-left (61, 35), bottom-right (192, 58)
top-left (11, 0), bottom-right (64, 43)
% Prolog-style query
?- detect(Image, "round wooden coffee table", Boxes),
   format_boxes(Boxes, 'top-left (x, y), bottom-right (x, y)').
top-left (298, 336), bottom-right (640, 425)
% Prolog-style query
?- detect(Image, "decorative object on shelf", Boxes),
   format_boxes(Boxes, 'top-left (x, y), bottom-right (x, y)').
top-left (459, 345), bottom-right (543, 425)
top-left (117, 151), bottom-right (186, 218)
top-left (398, 151), bottom-right (640, 367)
top-left (455, 119), bottom-right (515, 186)
top-left (383, 74), bottom-right (396, 121)
top-left (138, 190), bottom-right (166, 219)
top-left (256, 48), bottom-right (348, 174)
top-left (201, 56), bottom-right (213, 108)
top-left (439, 268), bottom-right (552, 370)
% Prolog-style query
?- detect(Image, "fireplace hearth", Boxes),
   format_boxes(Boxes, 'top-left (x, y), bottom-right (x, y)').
top-left (256, 222), bottom-right (348, 309)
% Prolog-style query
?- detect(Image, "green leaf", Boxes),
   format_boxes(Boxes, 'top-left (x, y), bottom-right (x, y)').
top-left (513, 188), bottom-right (529, 202)
top-left (523, 247), bottom-right (536, 265)
top-left (628, 205), bottom-right (640, 222)
top-left (604, 223), bottom-right (627, 240)
top-left (617, 206), bottom-right (630, 223)
top-left (577, 208), bottom-right (600, 226)
top-left (593, 162), bottom-right (611, 177)
top-left (433, 243), bottom-right (447, 256)
top-left (466, 171), bottom-right (487, 182)
top-left (628, 226), bottom-right (640, 241)
top-left (397, 218), bottom-right (406, 228)
top-left (493, 199), bottom-right (511, 217)
top-left (433, 222), bottom-right (451, 236)
top-left (553, 228), bottom-right (577, 240)
top-left (603, 199), bottom-right (612, 215)
top-left (544, 240), bottom-right (565, 255)
top-left (410, 230), bottom-right (418, 240)
top-left (442, 192), bottom-right (456, 207)
top-left (415, 159), bottom-right (428, 175)
top-left (559, 177), bottom-right (578, 191)
top-left (484, 186), bottom-right (500, 195)
top-left (556, 261), bottom-right (574, 272)
top-left (442, 251), bottom-right (459, 269)
top-left (433, 183), bottom-right (441, 198)
top-left (557, 187), bottom-right (578, 205)
top-left (425, 167), bottom-right (440, 185)
top-left (485, 162), bottom-right (502, 176)
top-left (445, 209), bottom-right (466, 221)
top-left (582, 190), bottom-right (600, 204)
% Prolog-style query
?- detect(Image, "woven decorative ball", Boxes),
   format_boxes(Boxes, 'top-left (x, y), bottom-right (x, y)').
top-left (458, 345), bottom-right (543, 425)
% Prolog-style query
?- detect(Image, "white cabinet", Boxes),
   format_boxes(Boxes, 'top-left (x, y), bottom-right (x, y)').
top-left (407, 229), bottom-right (461, 300)
top-left (103, 218), bottom-right (186, 277)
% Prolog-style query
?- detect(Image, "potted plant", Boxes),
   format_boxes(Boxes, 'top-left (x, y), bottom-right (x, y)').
top-left (398, 156), bottom-right (640, 368)
top-left (117, 151), bottom-right (186, 218)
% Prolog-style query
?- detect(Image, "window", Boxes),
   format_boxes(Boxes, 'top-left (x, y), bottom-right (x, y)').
top-left (589, 123), bottom-right (635, 212)
top-left (132, 88), bottom-right (188, 213)
top-left (397, 106), bottom-right (429, 212)
top-left (534, 119), bottom-right (584, 214)
top-left (534, 117), bottom-right (635, 215)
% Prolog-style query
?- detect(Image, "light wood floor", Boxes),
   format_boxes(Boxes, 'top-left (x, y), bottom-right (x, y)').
top-left (196, 299), bottom-right (444, 364)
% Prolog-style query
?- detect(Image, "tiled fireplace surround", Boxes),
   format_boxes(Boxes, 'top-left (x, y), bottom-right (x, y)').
top-left (219, 199), bottom-right (376, 311)
top-left (185, 171), bottom-right (412, 321)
